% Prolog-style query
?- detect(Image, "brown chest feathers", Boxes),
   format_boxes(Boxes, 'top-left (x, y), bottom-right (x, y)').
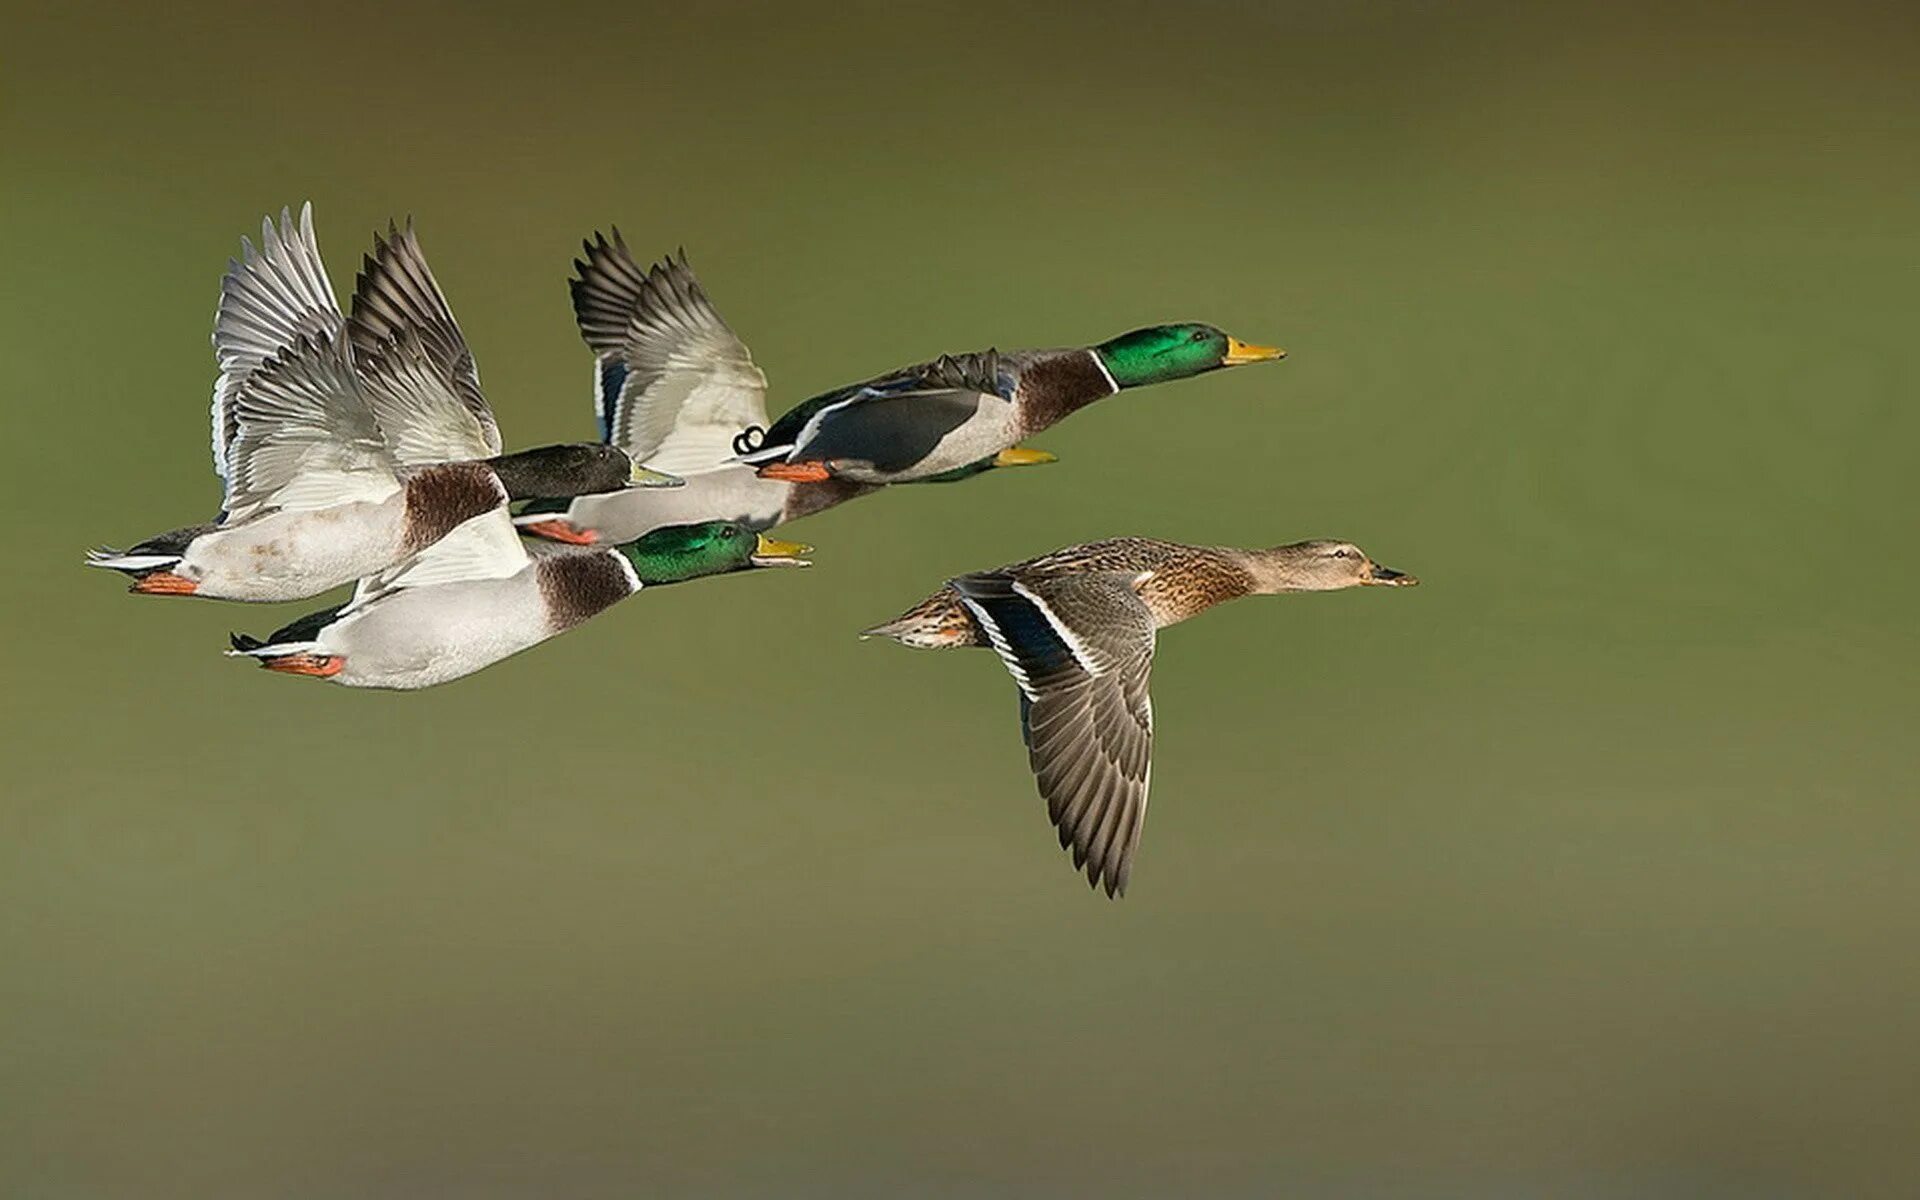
top-left (1133, 550), bottom-right (1257, 625)
top-left (536, 550), bottom-right (638, 632)
top-left (401, 463), bottom-right (510, 553)
top-left (1012, 351), bottom-right (1119, 436)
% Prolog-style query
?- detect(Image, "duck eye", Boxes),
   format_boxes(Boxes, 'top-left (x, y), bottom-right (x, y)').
top-left (1331, 548), bottom-right (1351, 559)
top-left (1190, 330), bottom-right (1208, 343)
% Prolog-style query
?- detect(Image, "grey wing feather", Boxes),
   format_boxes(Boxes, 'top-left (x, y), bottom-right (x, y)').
top-left (211, 203), bottom-right (343, 481)
top-left (221, 331), bottom-right (395, 520)
top-left (571, 233), bottom-right (767, 474)
top-left (952, 571), bottom-right (1156, 896)
top-left (347, 220), bottom-right (501, 456)
top-left (354, 324), bottom-right (499, 467)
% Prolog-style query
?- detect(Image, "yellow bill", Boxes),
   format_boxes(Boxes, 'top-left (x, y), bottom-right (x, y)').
top-left (1223, 337), bottom-right (1286, 365)
top-left (751, 535), bottom-right (813, 567)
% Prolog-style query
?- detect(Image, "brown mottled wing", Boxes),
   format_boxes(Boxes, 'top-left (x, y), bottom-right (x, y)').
top-left (950, 570), bottom-right (1156, 897)
top-left (346, 220), bottom-right (502, 457)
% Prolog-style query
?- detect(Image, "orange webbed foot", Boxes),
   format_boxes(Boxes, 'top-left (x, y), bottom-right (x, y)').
top-left (520, 520), bottom-right (600, 545)
top-left (130, 571), bottom-right (198, 596)
top-left (756, 461), bottom-right (835, 483)
top-left (258, 653), bottom-right (345, 678)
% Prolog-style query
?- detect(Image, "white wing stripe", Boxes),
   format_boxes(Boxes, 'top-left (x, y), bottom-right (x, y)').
top-left (1011, 580), bottom-right (1104, 677)
top-left (956, 593), bottom-right (1039, 700)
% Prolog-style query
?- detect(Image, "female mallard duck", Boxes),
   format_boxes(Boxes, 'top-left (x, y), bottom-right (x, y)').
top-left (513, 237), bottom-right (1056, 546)
top-left (85, 206), bottom-right (670, 601)
top-left (864, 537), bottom-right (1418, 897)
top-left (741, 321), bottom-right (1285, 486)
top-left (229, 514), bottom-right (810, 690)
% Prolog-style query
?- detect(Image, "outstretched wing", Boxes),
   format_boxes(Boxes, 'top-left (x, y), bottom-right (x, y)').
top-left (950, 570), bottom-right (1156, 897)
top-left (210, 203), bottom-right (343, 483)
top-left (354, 323), bottom-right (500, 468)
top-left (571, 233), bottom-right (769, 475)
top-left (219, 331), bottom-right (395, 521)
top-left (347, 219), bottom-right (502, 458)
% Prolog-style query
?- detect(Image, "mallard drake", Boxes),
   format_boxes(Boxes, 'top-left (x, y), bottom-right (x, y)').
top-left (228, 513), bottom-right (810, 690)
top-left (741, 322), bottom-right (1284, 486)
top-left (864, 537), bottom-right (1417, 896)
top-left (86, 206), bottom-right (671, 601)
top-left (513, 238), bottom-right (1057, 546)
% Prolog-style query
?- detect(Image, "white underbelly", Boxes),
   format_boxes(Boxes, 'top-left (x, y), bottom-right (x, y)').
top-left (183, 499), bottom-right (408, 601)
top-left (562, 467), bottom-right (786, 540)
top-left (319, 571), bottom-right (559, 690)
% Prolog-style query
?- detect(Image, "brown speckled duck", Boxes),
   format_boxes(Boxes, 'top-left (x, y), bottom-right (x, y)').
top-left (864, 537), bottom-right (1418, 897)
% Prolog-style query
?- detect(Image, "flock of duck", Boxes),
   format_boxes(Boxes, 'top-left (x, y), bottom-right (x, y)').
top-left (89, 204), bottom-right (1418, 896)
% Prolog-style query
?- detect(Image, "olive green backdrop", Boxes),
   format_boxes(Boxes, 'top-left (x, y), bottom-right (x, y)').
top-left (4, 1), bottom-right (1916, 1195)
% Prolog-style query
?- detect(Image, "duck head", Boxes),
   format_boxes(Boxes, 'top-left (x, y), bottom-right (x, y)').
top-left (616, 520), bottom-right (812, 584)
top-left (487, 442), bottom-right (681, 499)
top-left (1244, 539), bottom-right (1418, 593)
top-left (1093, 323), bottom-right (1285, 388)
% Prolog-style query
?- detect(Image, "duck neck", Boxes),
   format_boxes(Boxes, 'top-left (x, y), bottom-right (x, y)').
top-left (539, 551), bottom-right (643, 633)
top-left (1014, 350), bottom-right (1123, 435)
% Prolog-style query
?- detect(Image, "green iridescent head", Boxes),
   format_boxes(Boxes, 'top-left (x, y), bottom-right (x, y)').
top-left (615, 521), bottom-right (811, 584)
top-left (1092, 323), bottom-right (1285, 389)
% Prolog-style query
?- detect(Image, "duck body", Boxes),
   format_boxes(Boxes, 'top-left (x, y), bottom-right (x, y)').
top-left (516, 464), bottom-right (872, 544)
top-left (865, 537), bottom-right (1267, 649)
top-left (516, 450), bottom-right (1048, 546)
top-left (748, 348), bottom-right (1110, 485)
top-left (230, 518), bottom-right (810, 690)
top-left (865, 537), bottom-right (1416, 896)
top-left (747, 323), bottom-right (1284, 486)
top-left (93, 462), bottom-right (506, 601)
top-left (233, 543), bottom-right (636, 689)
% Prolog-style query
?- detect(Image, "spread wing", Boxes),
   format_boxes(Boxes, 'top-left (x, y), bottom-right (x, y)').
top-left (572, 233), bottom-right (768, 475)
top-left (210, 203), bottom-right (344, 484)
top-left (950, 570), bottom-right (1156, 897)
top-left (347, 219), bottom-right (502, 458)
top-left (219, 329), bottom-right (396, 521)
top-left (354, 323), bottom-right (500, 468)
top-left (747, 351), bottom-right (1011, 475)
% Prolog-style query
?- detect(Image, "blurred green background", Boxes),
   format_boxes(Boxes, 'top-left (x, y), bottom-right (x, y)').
top-left (4, 1), bottom-right (1917, 1195)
